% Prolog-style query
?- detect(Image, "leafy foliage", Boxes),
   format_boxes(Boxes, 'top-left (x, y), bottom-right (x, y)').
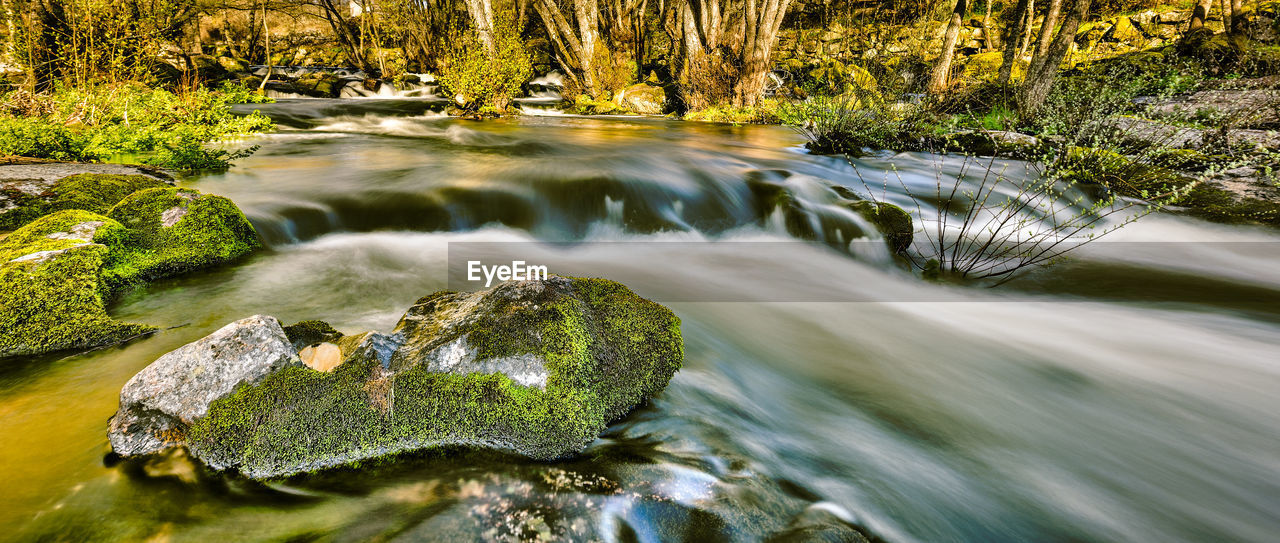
top-left (437, 16), bottom-right (532, 113)
top-left (784, 91), bottom-right (939, 155)
top-left (0, 82), bottom-right (272, 171)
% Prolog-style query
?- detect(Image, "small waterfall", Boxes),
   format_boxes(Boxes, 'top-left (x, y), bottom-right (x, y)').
top-left (515, 71), bottom-right (566, 114)
top-left (250, 66), bottom-right (444, 100)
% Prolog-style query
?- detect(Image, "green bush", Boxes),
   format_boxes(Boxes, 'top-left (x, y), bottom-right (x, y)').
top-left (438, 17), bottom-right (532, 113)
top-left (0, 118), bottom-right (94, 161)
top-left (1026, 57), bottom-right (1200, 136)
top-left (0, 82), bottom-right (272, 171)
top-left (684, 99), bottom-right (786, 124)
top-left (783, 92), bottom-right (939, 155)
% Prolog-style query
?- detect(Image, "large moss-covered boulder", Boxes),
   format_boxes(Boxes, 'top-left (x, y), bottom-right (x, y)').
top-left (108, 277), bottom-right (684, 479)
top-left (961, 51), bottom-right (1007, 82)
top-left (0, 186), bottom-right (261, 358)
top-left (0, 210), bottom-right (154, 358)
top-left (104, 187), bottom-right (260, 290)
top-left (0, 173), bottom-right (170, 231)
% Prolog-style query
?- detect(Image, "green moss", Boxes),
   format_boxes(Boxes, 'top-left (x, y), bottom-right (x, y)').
top-left (1055, 147), bottom-right (1192, 198)
top-left (847, 201), bottom-right (914, 254)
top-left (103, 187), bottom-right (261, 290)
top-left (0, 211), bottom-right (154, 358)
top-left (52, 174), bottom-right (170, 215)
top-left (1055, 147), bottom-right (1280, 225)
top-left (1179, 184), bottom-right (1280, 225)
top-left (283, 320), bottom-right (344, 350)
top-left (684, 100), bottom-right (784, 124)
top-left (186, 277), bottom-right (683, 479)
top-left (0, 185), bottom-right (54, 232)
top-left (1, 184), bottom-right (262, 358)
top-left (1148, 148), bottom-right (1228, 172)
top-left (0, 173), bottom-right (168, 231)
top-left (571, 95), bottom-right (622, 115)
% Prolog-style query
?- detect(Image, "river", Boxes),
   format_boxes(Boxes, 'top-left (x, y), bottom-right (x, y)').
top-left (2, 99), bottom-right (1279, 542)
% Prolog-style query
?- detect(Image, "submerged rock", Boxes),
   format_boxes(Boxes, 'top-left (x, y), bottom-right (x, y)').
top-left (108, 276), bottom-right (684, 479)
top-left (746, 170), bottom-right (915, 253)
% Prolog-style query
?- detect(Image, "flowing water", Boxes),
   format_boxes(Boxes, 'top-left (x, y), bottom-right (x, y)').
top-left (3, 100), bottom-right (1280, 542)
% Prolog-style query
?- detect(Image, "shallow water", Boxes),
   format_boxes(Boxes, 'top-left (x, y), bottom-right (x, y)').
top-left (3, 100), bottom-right (1280, 542)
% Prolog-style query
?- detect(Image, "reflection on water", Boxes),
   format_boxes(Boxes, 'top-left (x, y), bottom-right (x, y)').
top-left (3, 103), bottom-right (1280, 542)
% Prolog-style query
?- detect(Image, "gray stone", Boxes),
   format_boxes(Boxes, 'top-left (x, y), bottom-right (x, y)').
top-left (615, 83), bottom-right (667, 115)
top-left (1143, 90), bottom-right (1280, 129)
top-left (1103, 116), bottom-right (1205, 149)
top-left (107, 315), bottom-right (300, 456)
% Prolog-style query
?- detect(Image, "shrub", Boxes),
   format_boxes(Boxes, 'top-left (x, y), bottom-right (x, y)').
top-left (0, 118), bottom-right (94, 161)
top-left (684, 99), bottom-right (785, 124)
top-left (0, 82), bottom-right (272, 171)
top-left (438, 16), bottom-right (532, 113)
top-left (784, 91), bottom-right (939, 155)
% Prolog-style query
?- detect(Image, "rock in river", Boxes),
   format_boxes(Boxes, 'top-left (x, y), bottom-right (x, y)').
top-left (107, 276), bottom-right (684, 479)
top-left (0, 186), bottom-right (260, 359)
top-left (108, 315), bottom-right (299, 456)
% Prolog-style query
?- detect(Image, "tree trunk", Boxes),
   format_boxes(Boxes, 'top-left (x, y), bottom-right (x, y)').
top-left (1189, 0), bottom-right (1213, 31)
top-left (1018, 0), bottom-right (1035, 54)
top-left (1031, 0), bottom-right (1063, 63)
top-left (928, 0), bottom-right (968, 94)
top-left (574, 0), bottom-right (599, 91)
top-left (316, 0), bottom-right (374, 72)
top-left (1020, 0), bottom-right (1090, 114)
top-left (1027, 0), bottom-right (1063, 81)
top-left (664, 0), bottom-right (793, 109)
top-left (463, 0), bottom-right (497, 53)
top-left (532, 0), bottom-right (600, 95)
top-left (998, 0), bottom-right (1032, 85)
top-left (1229, 0), bottom-right (1242, 34)
top-left (982, 3), bottom-right (995, 50)
top-left (260, 2), bottom-right (271, 91)
top-left (732, 0), bottom-right (793, 106)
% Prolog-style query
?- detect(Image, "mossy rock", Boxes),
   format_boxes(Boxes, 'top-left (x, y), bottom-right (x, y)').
top-left (745, 172), bottom-right (914, 253)
top-left (571, 94), bottom-right (621, 115)
top-left (1149, 148), bottom-right (1224, 172)
top-left (844, 200), bottom-right (914, 254)
top-left (283, 319), bottom-right (344, 351)
top-left (1056, 146), bottom-right (1192, 198)
top-left (216, 56), bottom-right (248, 74)
top-left (162, 276), bottom-right (685, 479)
top-left (284, 72), bottom-right (343, 98)
top-left (0, 210), bottom-right (155, 358)
top-left (0, 174), bottom-right (170, 231)
top-left (1056, 147), bottom-right (1280, 226)
top-left (961, 51), bottom-right (1007, 82)
top-left (1, 186), bottom-right (261, 358)
top-left (103, 187), bottom-right (261, 290)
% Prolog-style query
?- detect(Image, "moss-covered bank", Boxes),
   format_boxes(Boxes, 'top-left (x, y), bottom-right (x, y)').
top-left (0, 211), bottom-right (154, 357)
